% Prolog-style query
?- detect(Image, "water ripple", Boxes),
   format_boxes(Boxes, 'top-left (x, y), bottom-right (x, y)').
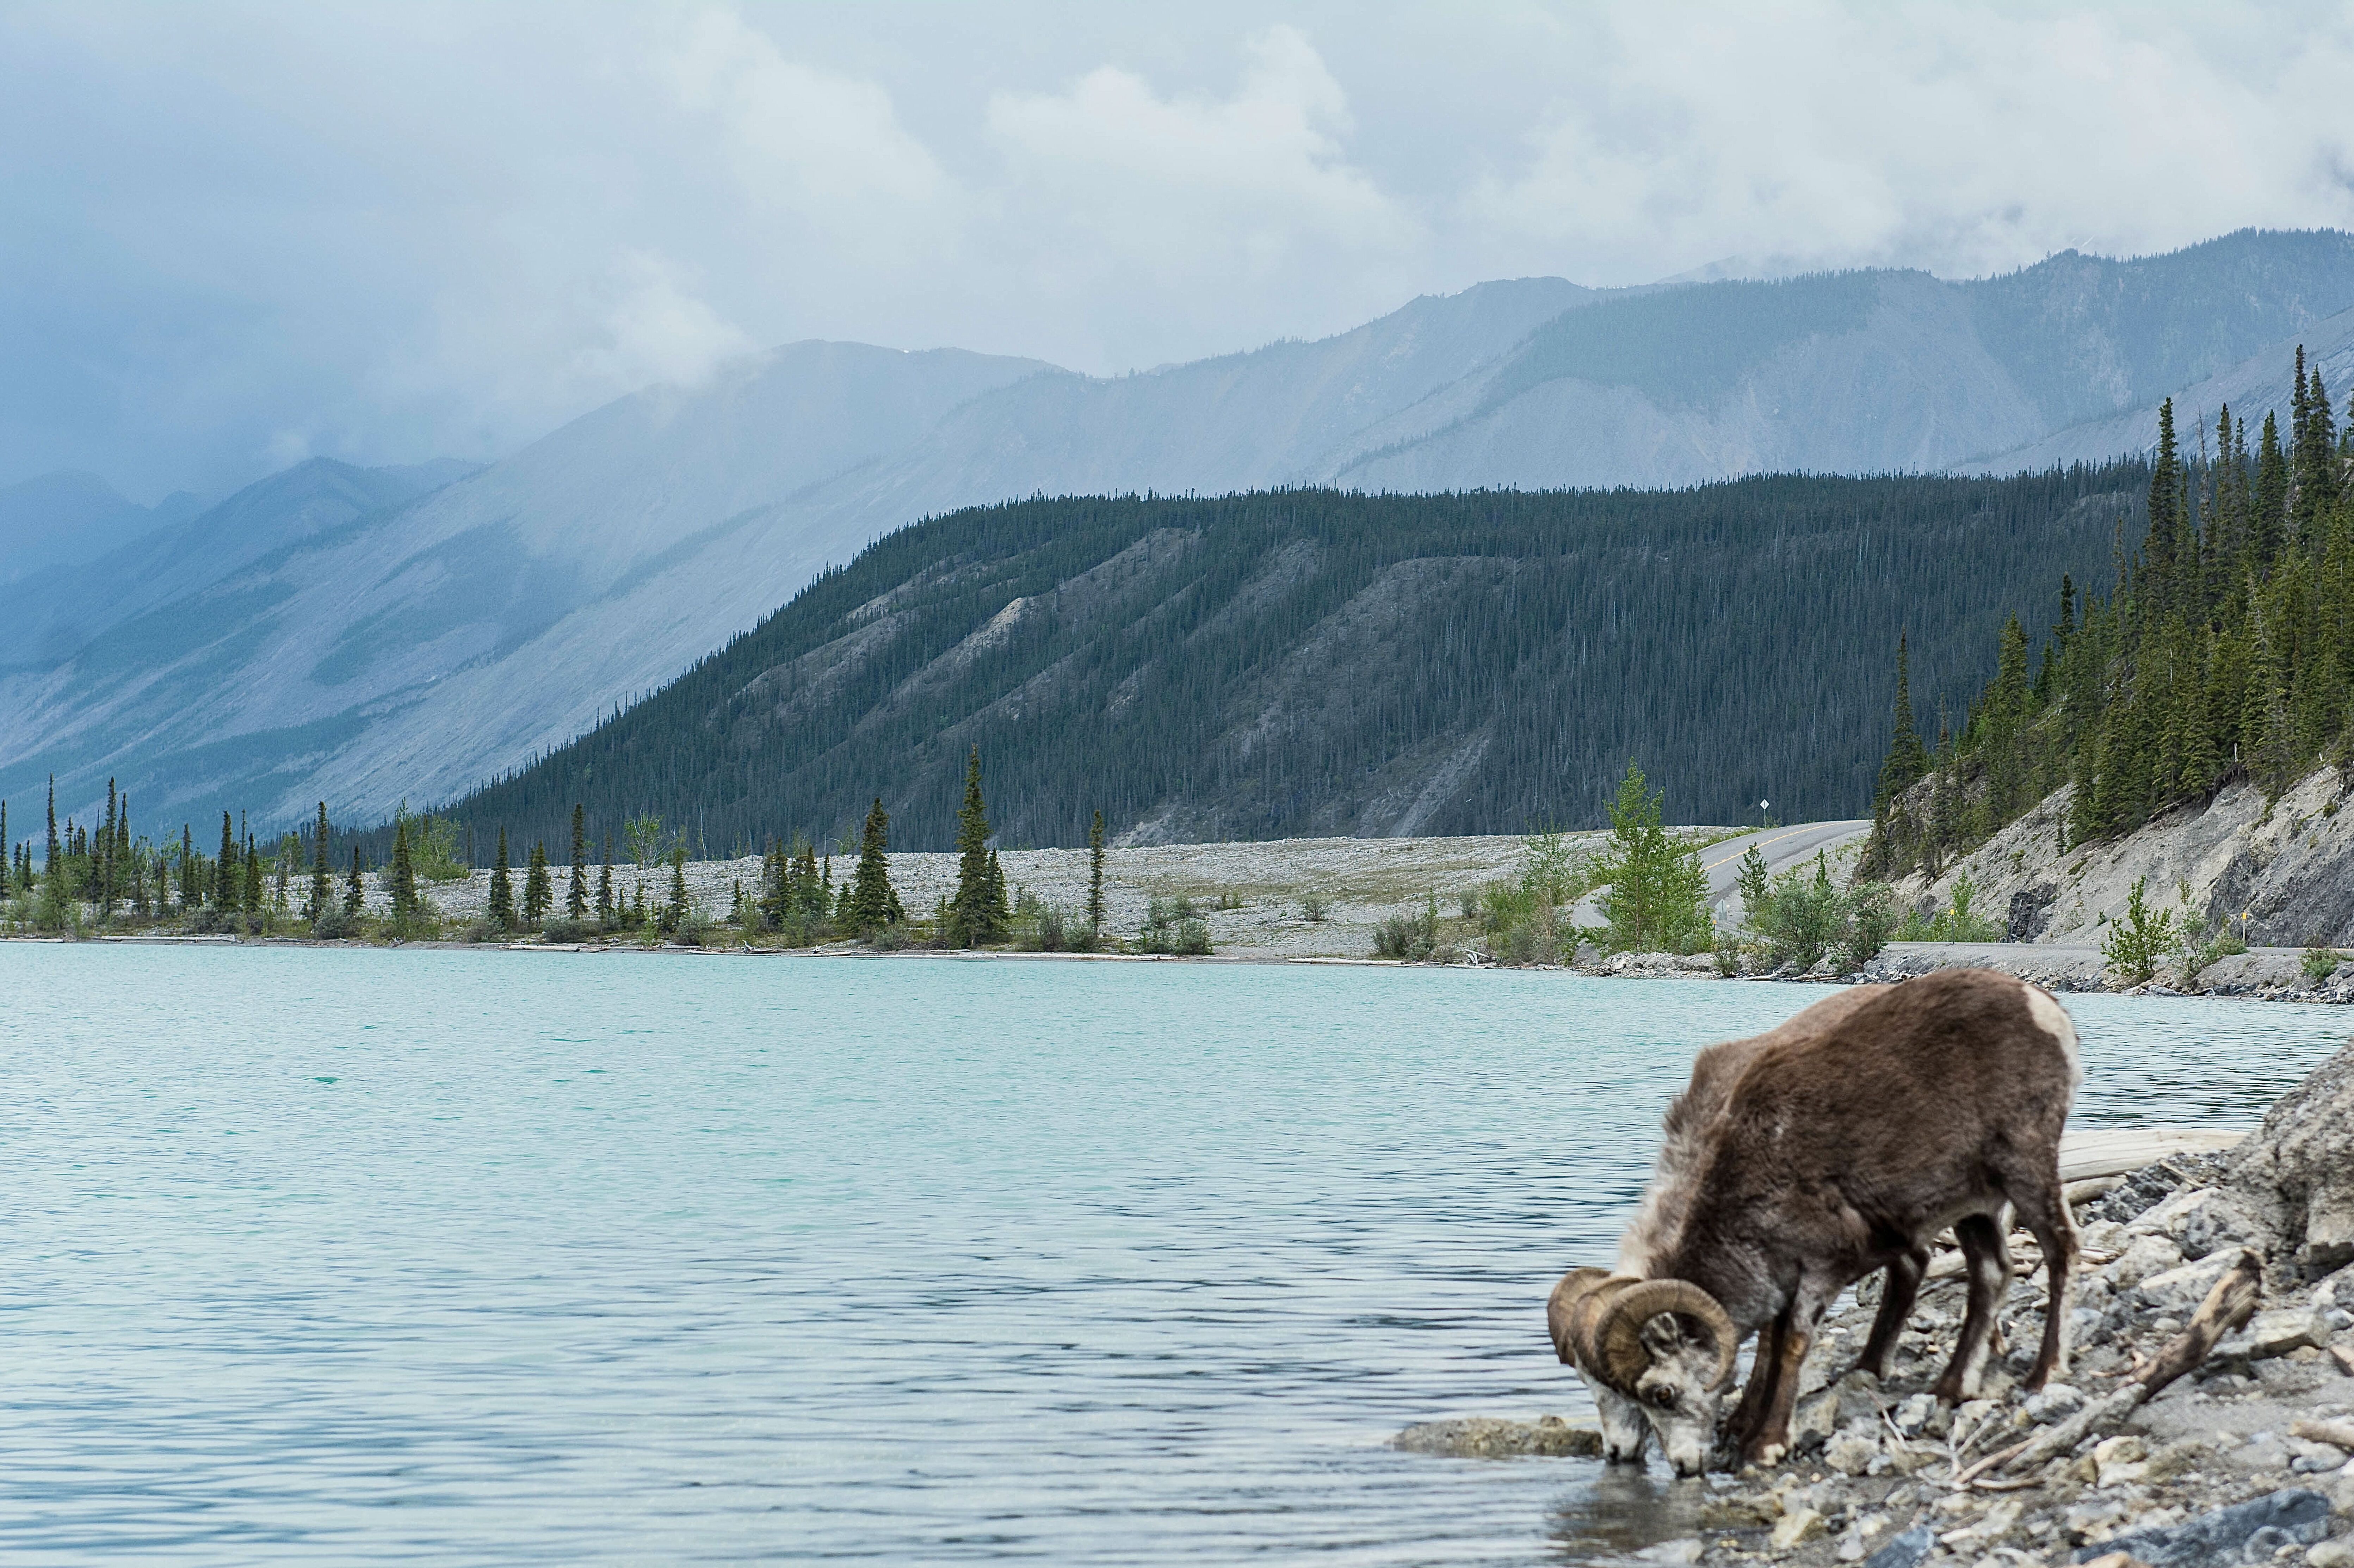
top-left (0, 949), bottom-right (2341, 1563)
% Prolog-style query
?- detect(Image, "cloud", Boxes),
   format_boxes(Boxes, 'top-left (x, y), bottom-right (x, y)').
top-left (659, 8), bottom-right (952, 246)
top-left (1460, 5), bottom-right (2354, 283)
top-left (988, 26), bottom-right (1410, 276)
top-left (2, 2), bottom-right (2351, 500)
top-left (570, 254), bottom-right (753, 393)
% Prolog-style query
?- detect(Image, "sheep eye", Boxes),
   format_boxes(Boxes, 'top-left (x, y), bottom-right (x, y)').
top-left (1646, 1387), bottom-right (1677, 1410)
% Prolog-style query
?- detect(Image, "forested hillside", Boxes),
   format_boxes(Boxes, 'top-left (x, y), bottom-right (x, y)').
top-left (447, 468), bottom-right (2144, 854)
top-left (1870, 350), bottom-right (2354, 878)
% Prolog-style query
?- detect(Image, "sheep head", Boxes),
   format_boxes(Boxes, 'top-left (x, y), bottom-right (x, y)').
top-left (1578, 1277), bottom-right (1737, 1476)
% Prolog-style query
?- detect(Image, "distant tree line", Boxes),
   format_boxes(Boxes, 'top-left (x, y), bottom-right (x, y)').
top-left (440, 467), bottom-right (2144, 856)
top-left (1867, 350), bottom-right (2354, 878)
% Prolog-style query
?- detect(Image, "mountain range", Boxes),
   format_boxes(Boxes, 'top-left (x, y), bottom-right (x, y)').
top-left (5, 227), bottom-right (2354, 835)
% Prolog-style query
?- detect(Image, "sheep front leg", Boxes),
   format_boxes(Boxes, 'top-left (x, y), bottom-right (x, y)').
top-left (1722, 1307), bottom-right (1787, 1453)
top-left (1744, 1286), bottom-right (1830, 1467)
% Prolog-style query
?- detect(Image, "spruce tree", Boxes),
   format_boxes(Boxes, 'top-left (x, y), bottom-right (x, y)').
top-left (948, 746), bottom-right (1004, 946)
top-left (242, 839), bottom-right (263, 914)
top-left (216, 812), bottom-right (237, 907)
top-left (666, 842), bottom-right (689, 930)
top-left (488, 827), bottom-right (514, 929)
top-left (567, 805), bottom-right (588, 920)
top-left (597, 836), bottom-right (614, 926)
top-left (1087, 809), bottom-right (1106, 933)
top-left (1874, 633), bottom-right (1929, 808)
top-left (391, 819), bottom-right (419, 925)
top-left (180, 825), bottom-right (196, 910)
top-left (524, 840), bottom-right (552, 927)
top-left (844, 798), bottom-right (903, 934)
top-left (47, 776), bottom-right (60, 877)
top-left (309, 801), bottom-right (332, 920)
top-left (346, 846), bottom-right (364, 915)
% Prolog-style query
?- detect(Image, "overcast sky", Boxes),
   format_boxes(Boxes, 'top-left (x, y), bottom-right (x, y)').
top-left (6, 2), bottom-right (2353, 501)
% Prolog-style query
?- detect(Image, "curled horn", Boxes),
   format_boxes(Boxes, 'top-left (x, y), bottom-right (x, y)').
top-left (1546, 1267), bottom-right (1617, 1366)
top-left (1593, 1279), bottom-right (1737, 1394)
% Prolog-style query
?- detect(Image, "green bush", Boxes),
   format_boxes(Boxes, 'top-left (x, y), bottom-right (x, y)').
top-left (1299, 891), bottom-right (1329, 922)
top-left (1892, 870), bottom-right (2004, 942)
top-left (2302, 946), bottom-right (2342, 983)
top-left (1593, 763), bottom-right (1710, 954)
top-left (1479, 826), bottom-right (1588, 964)
top-left (2101, 878), bottom-right (2176, 985)
top-left (1372, 908), bottom-right (1438, 961)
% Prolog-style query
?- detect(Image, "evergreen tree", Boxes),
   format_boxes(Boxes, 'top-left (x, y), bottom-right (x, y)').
top-left (948, 746), bottom-right (1005, 945)
top-left (524, 840), bottom-right (552, 926)
top-left (242, 838), bottom-right (263, 914)
top-left (309, 801), bottom-right (332, 919)
top-left (597, 836), bottom-right (614, 926)
top-left (1874, 632), bottom-right (1929, 809)
top-left (843, 798), bottom-right (904, 935)
top-left (487, 828), bottom-right (514, 929)
top-left (180, 824), bottom-right (196, 909)
top-left (1087, 809), bottom-right (1106, 933)
top-left (1594, 761), bottom-right (1711, 954)
top-left (567, 804), bottom-right (588, 920)
top-left (346, 846), bottom-right (365, 915)
top-left (391, 819), bottom-right (419, 925)
top-left (2255, 409), bottom-right (2288, 564)
top-left (46, 776), bottom-right (59, 878)
top-left (216, 812), bottom-right (237, 907)
top-left (666, 842), bottom-right (689, 930)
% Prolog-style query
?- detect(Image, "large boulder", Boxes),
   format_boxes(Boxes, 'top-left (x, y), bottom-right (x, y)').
top-left (2225, 1038), bottom-right (2354, 1279)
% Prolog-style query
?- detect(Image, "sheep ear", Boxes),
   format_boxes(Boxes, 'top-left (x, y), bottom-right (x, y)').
top-left (1640, 1312), bottom-right (1687, 1358)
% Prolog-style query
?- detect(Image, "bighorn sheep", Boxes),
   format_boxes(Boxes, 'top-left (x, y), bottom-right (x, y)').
top-left (1550, 970), bottom-right (2081, 1475)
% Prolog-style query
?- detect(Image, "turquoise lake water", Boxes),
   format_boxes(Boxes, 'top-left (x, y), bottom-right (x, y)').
top-left (2, 945), bottom-right (2347, 1564)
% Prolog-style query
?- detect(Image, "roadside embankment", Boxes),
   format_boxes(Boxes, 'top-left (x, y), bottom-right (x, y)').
top-left (1890, 766), bottom-right (2354, 952)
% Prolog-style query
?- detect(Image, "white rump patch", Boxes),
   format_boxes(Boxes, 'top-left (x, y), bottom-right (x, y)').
top-left (2026, 987), bottom-right (2081, 1094)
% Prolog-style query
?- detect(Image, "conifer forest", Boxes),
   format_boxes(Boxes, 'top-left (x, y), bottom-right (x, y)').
top-left (1867, 350), bottom-right (2354, 877)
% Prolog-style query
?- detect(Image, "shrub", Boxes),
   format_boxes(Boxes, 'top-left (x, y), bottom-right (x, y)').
top-left (2101, 878), bottom-right (2176, 985)
top-left (1138, 896), bottom-right (1178, 953)
top-left (538, 917), bottom-right (599, 943)
top-left (2302, 946), bottom-right (2342, 983)
top-left (310, 906), bottom-right (360, 941)
top-left (1892, 870), bottom-right (2003, 942)
top-left (1298, 891), bottom-right (1329, 922)
top-left (1174, 918), bottom-right (1212, 956)
top-left (1372, 894), bottom-right (1441, 961)
top-left (1839, 882), bottom-right (1894, 968)
top-left (1593, 763), bottom-right (1710, 954)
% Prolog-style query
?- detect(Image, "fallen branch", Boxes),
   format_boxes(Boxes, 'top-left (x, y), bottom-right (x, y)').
top-left (1990, 1248), bottom-right (2261, 1478)
top-left (2289, 1418), bottom-right (2354, 1449)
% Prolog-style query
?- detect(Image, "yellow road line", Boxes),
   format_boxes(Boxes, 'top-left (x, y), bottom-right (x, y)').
top-left (1704, 825), bottom-right (1829, 873)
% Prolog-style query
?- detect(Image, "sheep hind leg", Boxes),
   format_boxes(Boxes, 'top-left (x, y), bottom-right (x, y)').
top-left (1851, 1251), bottom-right (1927, 1381)
top-left (1929, 1214), bottom-right (2007, 1405)
top-left (2007, 1176), bottom-right (2078, 1389)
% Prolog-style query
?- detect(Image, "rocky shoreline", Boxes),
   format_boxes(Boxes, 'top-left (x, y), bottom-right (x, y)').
top-left (1395, 1038), bottom-right (2354, 1568)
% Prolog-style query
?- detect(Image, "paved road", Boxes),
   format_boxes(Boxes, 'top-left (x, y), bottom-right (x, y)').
top-left (1573, 819), bottom-right (1872, 928)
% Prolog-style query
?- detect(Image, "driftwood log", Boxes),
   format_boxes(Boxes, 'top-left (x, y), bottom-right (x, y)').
top-left (1956, 1248), bottom-right (2263, 1486)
